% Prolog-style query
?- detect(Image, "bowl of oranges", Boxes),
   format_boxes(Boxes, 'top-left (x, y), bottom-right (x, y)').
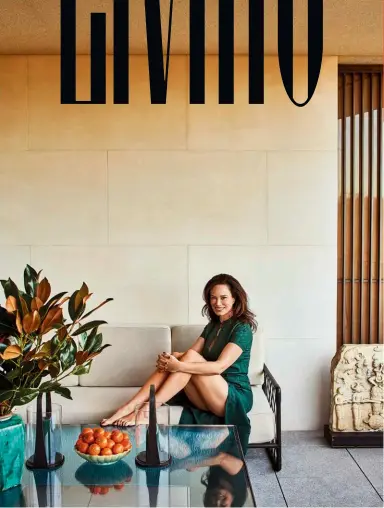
top-left (75, 427), bottom-right (132, 466)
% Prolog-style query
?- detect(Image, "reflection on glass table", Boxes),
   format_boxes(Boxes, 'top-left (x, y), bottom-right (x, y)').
top-left (0, 425), bottom-right (256, 507)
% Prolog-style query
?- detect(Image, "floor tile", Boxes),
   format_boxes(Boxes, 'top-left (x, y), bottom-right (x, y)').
top-left (249, 474), bottom-right (286, 507)
top-left (282, 430), bottom-right (328, 447)
top-left (246, 448), bottom-right (277, 475)
top-left (276, 446), bottom-right (366, 478)
top-left (278, 476), bottom-right (383, 507)
top-left (348, 448), bottom-right (384, 496)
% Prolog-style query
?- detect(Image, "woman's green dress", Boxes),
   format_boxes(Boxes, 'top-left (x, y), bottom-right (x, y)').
top-left (170, 317), bottom-right (253, 452)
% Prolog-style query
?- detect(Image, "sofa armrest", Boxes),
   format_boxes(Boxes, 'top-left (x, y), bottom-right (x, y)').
top-left (262, 363), bottom-right (281, 443)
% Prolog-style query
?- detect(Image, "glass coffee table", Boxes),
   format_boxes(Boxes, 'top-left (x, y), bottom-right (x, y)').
top-left (1, 425), bottom-right (256, 507)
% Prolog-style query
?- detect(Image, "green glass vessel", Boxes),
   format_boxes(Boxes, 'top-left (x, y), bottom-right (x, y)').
top-left (0, 415), bottom-right (25, 492)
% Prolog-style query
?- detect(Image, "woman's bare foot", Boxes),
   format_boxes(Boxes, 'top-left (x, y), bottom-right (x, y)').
top-left (100, 405), bottom-right (134, 426)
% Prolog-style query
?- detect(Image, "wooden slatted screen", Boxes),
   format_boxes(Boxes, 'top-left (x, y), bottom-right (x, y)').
top-left (338, 65), bottom-right (383, 347)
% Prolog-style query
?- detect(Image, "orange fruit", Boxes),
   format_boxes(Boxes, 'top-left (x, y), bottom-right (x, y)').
top-left (88, 444), bottom-right (101, 456)
top-left (114, 484), bottom-right (124, 490)
top-left (93, 487), bottom-right (101, 495)
top-left (100, 487), bottom-right (109, 495)
top-left (112, 443), bottom-right (124, 454)
top-left (104, 431), bottom-right (112, 439)
top-left (81, 427), bottom-right (93, 436)
top-left (107, 439), bottom-right (115, 449)
top-left (121, 432), bottom-right (129, 440)
top-left (111, 430), bottom-right (124, 443)
top-left (76, 440), bottom-right (89, 454)
top-left (122, 439), bottom-right (131, 451)
top-left (83, 433), bottom-right (95, 444)
top-left (95, 436), bottom-right (108, 449)
top-left (93, 428), bottom-right (105, 438)
top-left (100, 447), bottom-right (112, 456)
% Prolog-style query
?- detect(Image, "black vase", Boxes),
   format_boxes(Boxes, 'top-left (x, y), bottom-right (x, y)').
top-left (26, 392), bottom-right (65, 470)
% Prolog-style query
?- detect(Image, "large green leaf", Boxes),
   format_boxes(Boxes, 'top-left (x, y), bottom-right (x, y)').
top-left (79, 298), bottom-right (113, 321)
top-left (78, 332), bottom-right (87, 350)
top-left (72, 321), bottom-right (107, 336)
top-left (51, 385), bottom-right (72, 400)
top-left (59, 338), bottom-right (77, 371)
top-left (39, 292), bottom-right (67, 322)
top-left (86, 333), bottom-right (103, 354)
top-left (12, 389), bottom-right (39, 406)
top-left (72, 362), bottom-right (91, 376)
top-left (0, 323), bottom-right (18, 338)
top-left (0, 374), bottom-right (13, 389)
top-left (23, 265), bottom-right (38, 297)
top-left (0, 390), bottom-right (13, 402)
top-left (1, 279), bottom-right (23, 316)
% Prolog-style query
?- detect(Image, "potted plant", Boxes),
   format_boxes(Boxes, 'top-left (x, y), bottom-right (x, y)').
top-left (0, 265), bottom-right (113, 480)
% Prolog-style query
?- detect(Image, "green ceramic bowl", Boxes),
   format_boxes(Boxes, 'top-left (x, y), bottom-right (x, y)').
top-left (74, 446), bottom-right (132, 466)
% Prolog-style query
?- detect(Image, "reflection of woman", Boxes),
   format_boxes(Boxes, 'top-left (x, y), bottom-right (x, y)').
top-left (168, 428), bottom-right (249, 507)
top-left (102, 274), bottom-right (256, 452)
top-left (185, 452), bottom-right (248, 507)
top-left (202, 465), bottom-right (248, 507)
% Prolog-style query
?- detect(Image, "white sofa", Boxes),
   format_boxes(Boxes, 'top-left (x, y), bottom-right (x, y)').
top-left (17, 324), bottom-right (282, 470)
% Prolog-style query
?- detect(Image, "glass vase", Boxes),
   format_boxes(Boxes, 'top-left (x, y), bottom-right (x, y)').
top-left (26, 393), bottom-right (64, 470)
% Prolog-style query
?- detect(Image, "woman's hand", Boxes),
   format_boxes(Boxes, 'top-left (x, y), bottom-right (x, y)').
top-left (156, 353), bottom-right (181, 373)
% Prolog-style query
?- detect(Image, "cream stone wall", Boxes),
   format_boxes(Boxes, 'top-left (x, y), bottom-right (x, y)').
top-left (0, 55), bottom-right (338, 430)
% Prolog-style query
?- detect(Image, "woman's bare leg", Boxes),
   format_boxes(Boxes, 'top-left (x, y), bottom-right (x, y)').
top-left (101, 352), bottom-right (184, 426)
top-left (101, 369), bottom-right (170, 426)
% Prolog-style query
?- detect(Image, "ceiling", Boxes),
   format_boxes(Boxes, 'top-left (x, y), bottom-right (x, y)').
top-left (0, 0), bottom-right (382, 57)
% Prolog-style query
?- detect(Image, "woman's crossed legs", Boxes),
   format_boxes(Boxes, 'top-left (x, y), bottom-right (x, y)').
top-left (101, 350), bottom-right (228, 427)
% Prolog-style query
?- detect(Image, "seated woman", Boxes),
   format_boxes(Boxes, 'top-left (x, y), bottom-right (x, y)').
top-left (101, 273), bottom-right (257, 451)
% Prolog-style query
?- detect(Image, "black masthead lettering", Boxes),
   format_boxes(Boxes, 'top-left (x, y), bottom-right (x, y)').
top-left (145, 0), bottom-right (174, 104)
top-left (190, 0), bottom-right (205, 104)
top-left (61, 0), bottom-right (106, 104)
top-left (278, 0), bottom-right (323, 107)
top-left (249, 0), bottom-right (264, 104)
top-left (114, 0), bottom-right (129, 104)
top-left (218, 0), bottom-right (234, 104)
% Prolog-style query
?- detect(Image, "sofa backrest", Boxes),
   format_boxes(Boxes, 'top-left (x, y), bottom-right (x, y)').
top-left (79, 325), bottom-right (171, 387)
top-left (78, 322), bottom-right (264, 387)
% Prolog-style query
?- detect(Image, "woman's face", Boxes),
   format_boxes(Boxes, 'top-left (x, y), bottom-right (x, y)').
top-left (209, 284), bottom-right (235, 319)
top-left (206, 487), bottom-right (234, 507)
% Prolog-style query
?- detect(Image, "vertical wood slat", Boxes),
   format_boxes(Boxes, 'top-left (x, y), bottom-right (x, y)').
top-left (350, 74), bottom-right (355, 344)
top-left (377, 74), bottom-right (383, 345)
top-left (368, 73), bottom-right (373, 343)
top-left (338, 65), bottom-right (383, 348)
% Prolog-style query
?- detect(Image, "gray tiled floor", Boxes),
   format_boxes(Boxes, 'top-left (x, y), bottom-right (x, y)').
top-left (245, 430), bottom-right (384, 507)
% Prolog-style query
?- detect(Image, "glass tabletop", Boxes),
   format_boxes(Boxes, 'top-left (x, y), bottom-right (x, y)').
top-left (1, 425), bottom-right (256, 507)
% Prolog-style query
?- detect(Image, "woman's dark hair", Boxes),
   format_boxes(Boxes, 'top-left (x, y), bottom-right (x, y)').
top-left (201, 466), bottom-right (248, 507)
top-left (201, 274), bottom-right (257, 332)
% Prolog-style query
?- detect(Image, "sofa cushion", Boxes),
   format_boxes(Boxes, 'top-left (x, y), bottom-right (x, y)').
top-left (79, 325), bottom-right (171, 387)
top-left (171, 324), bottom-right (265, 385)
top-left (28, 385), bottom-right (275, 444)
